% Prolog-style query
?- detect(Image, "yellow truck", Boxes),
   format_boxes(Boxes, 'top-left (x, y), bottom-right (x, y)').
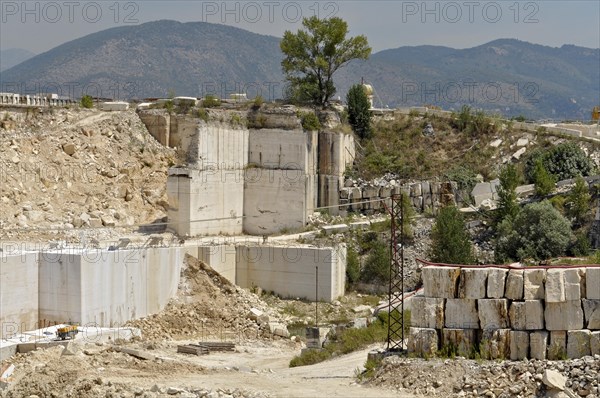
top-left (56, 325), bottom-right (79, 340)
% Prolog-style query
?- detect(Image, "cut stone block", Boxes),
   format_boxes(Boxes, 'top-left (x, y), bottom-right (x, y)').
top-left (510, 331), bottom-right (529, 360)
top-left (407, 327), bottom-right (438, 356)
top-left (509, 300), bottom-right (545, 330)
top-left (422, 266), bottom-right (461, 298)
top-left (530, 331), bottom-right (549, 360)
top-left (591, 331), bottom-right (600, 356)
top-left (487, 268), bottom-right (508, 299)
top-left (458, 268), bottom-right (488, 299)
top-left (545, 301), bottom-right (584, 331)
top-left (442, 329), bottom-right (477, 357)
top-left (564, 268), bottom-right (584, 301)
top-left (548, 331), bottom-right (567, 360)
top-left (582, 299), bottom-right (600, 329)
top-left (587, 268), bottom-right (600, 299)
top-left (480, 329), bottom-right (510, 360)
top-left (478, 299), bottom-right (509, 329)
top-left (410, 297), bottom-right (445, 329)
top-left (567, 330), bottom-right (591, 359)
top-left (545, 269), bottom-right (566, 303)
top-left (445, 299), bottom-right (479, 329)
top-left (505, 270), bottom-right (524, 300)
top-left (524, 269), bottom-right (546, 300)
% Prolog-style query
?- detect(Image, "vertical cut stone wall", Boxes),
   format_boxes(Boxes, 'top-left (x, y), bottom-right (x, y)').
top-left (409, 265), bottom-right (600, 360)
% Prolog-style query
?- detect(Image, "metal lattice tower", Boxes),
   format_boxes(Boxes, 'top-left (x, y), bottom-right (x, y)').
top-left (386, 194), bottom-right (406, 352)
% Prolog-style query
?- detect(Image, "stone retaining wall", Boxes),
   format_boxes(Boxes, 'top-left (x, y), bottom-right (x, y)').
top-left (339, 180), bottom-right (470, 215)
top-left (408, 265), bottom-right (600, 360)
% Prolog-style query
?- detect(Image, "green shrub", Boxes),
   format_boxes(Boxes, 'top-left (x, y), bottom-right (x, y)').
top-left (446, 165), bottom-right (478, 195)
top-left (197, 108), bottom-right (209, 122)
top-left (346, 84), bottom-right (372, 139)
top-left (525, 143), bottom-right (594, 183)
top-left (252, 95), bottom-right (264, 110)
top-left (202, 95), bottom-right (221, 108)
top-left (568, 175), bottom-right (591, 226)
top-left (533, 159), bottom-right (556, 196)
top-left (360, 240), bottom-right (390, 284)
top-left (496, 164), bottom-right (520, 222)
top-left (164, 100), bottom-right (174, 113)
top-left (346, 245), bottom-right (360, 285)
top-left (80, 95), bottom-right (93, 109)
top-left (430, 206), bottom-right (475, 264)
top-left (300, 111), bottom-right (321, 131)
top-left (569, 232), bottom-right (591, 257)
top-left (495, 200), bottom-right (573, 262)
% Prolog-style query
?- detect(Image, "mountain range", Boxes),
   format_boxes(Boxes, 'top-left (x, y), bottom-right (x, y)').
top-left (0, 48), bottom-right (36, 72)
top-left (1, 20), bottom-right (598, 120)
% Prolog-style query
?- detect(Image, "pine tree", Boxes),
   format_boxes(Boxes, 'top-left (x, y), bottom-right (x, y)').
top-left (346, 84), bottom-right (372, 139)
top-left (430, 206), bottom-right (475, 264)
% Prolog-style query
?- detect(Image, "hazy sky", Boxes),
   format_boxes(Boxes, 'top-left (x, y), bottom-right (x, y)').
top-left (1, 0), bottom-right (599, 54)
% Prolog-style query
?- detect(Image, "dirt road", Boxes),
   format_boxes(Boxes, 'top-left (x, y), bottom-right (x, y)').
top-left (110, 342), bottom-right (417, 398)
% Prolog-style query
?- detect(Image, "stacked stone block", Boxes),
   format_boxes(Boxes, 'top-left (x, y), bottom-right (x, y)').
top-left (339, 180), bottom-right (467, 215)
top-left (408, 266), bottom-right (600, 360)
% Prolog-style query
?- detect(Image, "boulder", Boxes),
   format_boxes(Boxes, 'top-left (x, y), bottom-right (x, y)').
top-left (458, 268), bottom-right (488, 299)
top-left (62, 143), bottom-right (76, 156)
top-left (479, 329), bottom-right (510, 359)
top-left (407, 327), bottom-right (438, 356)
top-left (442, 329), bottom-right (477, 357)
top-left (545, 269), bottom-right (566, 303)
top-left (564, 268), bottom-right (584, 301)
top-left (509, 331), bottom-right (529, 360)
top-left (505, 270), bottom-right (524, 300)
top-left (582, 299), bottom-right (600, 329)
top-left (523, 269), bottom-right (545, 300)
top-left (487, 268), bottom-right (508, 299)
top-left (591, 331), bottom-right (600, 356)
top-left (587, 268), bottom-right (600, 299)
top-left (548, 331), bottom-right (567, 360)
top-left (567, 330), bottom-right (591, 359)
top-left (422, 266), bottom-right (461, 298)
top-left (530, 331), bottom-right (549, 360)
top-left (478, 299), bottom-right (509, 329)
top-left (543, 369), bottom-right (567, 391)
top-left (445, 299), bottom-right (479, 329)
top-left (509, 300), bottom-right (544, 330)
top-left (545, 301), bottom-right (584, 331)
top-left (410, 297), bottom-right (444, 329)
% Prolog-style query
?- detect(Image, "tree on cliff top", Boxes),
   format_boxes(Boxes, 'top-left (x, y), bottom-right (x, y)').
top-left (280, 16), bottom-right (371, 108)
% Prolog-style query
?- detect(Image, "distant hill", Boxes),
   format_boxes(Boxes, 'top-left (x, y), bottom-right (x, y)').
top-left (337, 39), bottom-right (600, 120)
top-left (0, 48), bottom-right (36, 71)
top-left (1, 21), bottom-right (598, 120)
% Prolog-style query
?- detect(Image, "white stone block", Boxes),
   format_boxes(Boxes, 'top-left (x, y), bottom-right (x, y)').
top-left (505, 270), bottom-right (524, 300)
top-left (410, 297), bottom-right (444, 329)
top-left (530, 331), bottom-right (549, 360)
top-left (587, 268), bottom-right (600, 299)
top-left (458, 268), bottom-right (488, 299)
top-left (478, 299), bottom-right (509, 329)
top-left (445, 299), bottom-right (479, 329)
top-left (422, 266), bottom-right (461, 298)
top-left (545, 269), bottom-right (566, 303)
top-left (480, 329), bottom-right (510, 359)
top-left (591, 331), bottom-right (600, 356)
top-left (548, 331), bottom-right (567, 360)
top-left (564, 268), bottom-right (584, 301)
top-left (408, 328), bottom-right (438, 356)
top-left (582, 299), bottom-right (600, 329)
top-left (545, 301), bottom-right (584, 331)
top-left (487, 268), bottom-right (508, 299)
top-left (509, 300), bottom-right (544, 330)
top-left (442, 329), bottom-right (477, 357)
top-left (524, 269), bottom-right (545, 300)
top-left (567, 330), bottom-right (591, 359)
top-left (510, 331), bottom-right (529, 360)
